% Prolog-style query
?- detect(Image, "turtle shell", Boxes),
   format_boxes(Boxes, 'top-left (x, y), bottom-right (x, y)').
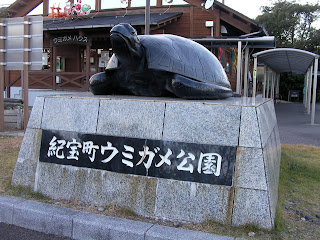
top-left (139, 34), bottom-right (231, 88)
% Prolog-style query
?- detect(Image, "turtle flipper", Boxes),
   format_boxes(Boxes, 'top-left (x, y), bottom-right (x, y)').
top-left (90, 71), bottom-right (122, 95)
top-left (171, 74), bottom-right (233, 100)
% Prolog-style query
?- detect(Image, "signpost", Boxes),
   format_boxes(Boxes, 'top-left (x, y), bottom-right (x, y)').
top-left (0, 16), bottom-right (43, 131)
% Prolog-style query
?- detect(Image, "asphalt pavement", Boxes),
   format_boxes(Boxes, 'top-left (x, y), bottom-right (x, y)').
top-left (275, 101), bottom-right (320, 146)
top-left (0, 222), bottom-right (71, 240)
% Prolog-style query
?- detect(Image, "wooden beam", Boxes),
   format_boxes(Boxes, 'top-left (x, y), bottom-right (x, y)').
top-left (215, 8), bottom-right (221, 37)
top-left (43, 0), bottom-right (49, 16)
top-left (220, 11), bottom-right (252, 33)
top-left (190, 6), bottom-right (194, 37)
top-left (156, 0), bottom-right (162, 7)
top-left (7, 0), bottom-right (43, 17)
top-left (95, 0), bottom-right (101, 11)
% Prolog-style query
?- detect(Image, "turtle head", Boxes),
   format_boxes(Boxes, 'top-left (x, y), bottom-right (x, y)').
top-left (110, 24), bottom-right (142, 64)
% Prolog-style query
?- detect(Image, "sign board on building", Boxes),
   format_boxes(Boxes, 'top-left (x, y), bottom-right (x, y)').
top-left (51, 35), bottom-right (92, 46)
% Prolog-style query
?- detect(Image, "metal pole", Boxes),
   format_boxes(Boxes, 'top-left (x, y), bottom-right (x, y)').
top-left (236, 41), bottom-right (242, 94)
top-left (243, 47), bottom-right (249, 97)
top-left (266, 70), bottom-right (270, 98)
top-left (252, 57), bottom-right (257, 98)
top-left (23, 16), bottom-right (30, 130)
top-left (305, 68), bottom-right (310, 109)
top-left (311, 58), bottom-right (318, 125)
top-left (263, 66), bottom-right (267, 98)
top-left (145, 0), bottom-right (150, 35)
top-left (304, 74), bottom-right (307, 107)
top-left (271, 71), bottom-right (275, 100)
top-left (276, 73), bottom-right (280, 100)
top-left (0, 19), bottom-right (4, 132)
top-left (307, 65), bottom-right (313, 114)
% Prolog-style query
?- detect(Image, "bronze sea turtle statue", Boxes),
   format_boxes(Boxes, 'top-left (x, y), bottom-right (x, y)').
top-left (89, 23), bottom-right (233, 99)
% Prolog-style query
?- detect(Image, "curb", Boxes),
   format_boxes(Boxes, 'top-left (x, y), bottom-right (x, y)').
top-left (0, 195), bottom-right (246, 240)
top-left (0, 131), bottom-right (24, 137)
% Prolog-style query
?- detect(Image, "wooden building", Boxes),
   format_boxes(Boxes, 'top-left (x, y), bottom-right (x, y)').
top-left (4, 0), bottom-right (271, 96)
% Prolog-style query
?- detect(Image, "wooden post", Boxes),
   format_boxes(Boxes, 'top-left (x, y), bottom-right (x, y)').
top-left (86, 44), bottom-right (90, 90)
top-left (95, 0), bottom-right (101, 11)
top-left (23, 16), bottom-right (30, 130)
top-left (52, 47), bottom-right (56, 90)
top-left (43, 0), bottom-right (49, 16)
top-left (5, 70), bottom-right (9, 98)
top-left (0, 19), bottom-right (4, 132)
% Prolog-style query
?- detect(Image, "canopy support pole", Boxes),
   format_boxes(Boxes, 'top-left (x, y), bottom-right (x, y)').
top-left (311, 58), bottom-right (318, 125)
top-left (236, 41), bottom-right (242, 94)
top-left (303, 74), bottom-right (307, 107)
top-left (266, 69), bottom-right (270, 98)
top-left (276, 73), bottom-right (280, 100)
top-left (243, 47), bottom-right (249, 97)
top-left (263, 66), bottom-right (267, 98)
top-left (252, 57), bottom-right (257, 98)
top-left (271, 71), bottom-right (275, 100)
top-left (307, 65), bottom-right (313, 115)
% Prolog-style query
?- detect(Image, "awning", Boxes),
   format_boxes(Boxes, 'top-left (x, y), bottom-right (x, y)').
top-left (193, 36), bottom-right (275, 48)
top-left (252, 48), bottom-right (319, 75)
top-left (251, 48), bottom-right (319, 125)
top-left (43, 12), bottom-right (183, 31)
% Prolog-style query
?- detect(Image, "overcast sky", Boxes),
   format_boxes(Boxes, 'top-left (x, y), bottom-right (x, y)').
top-left (1, 0), bottom-right (320, 26)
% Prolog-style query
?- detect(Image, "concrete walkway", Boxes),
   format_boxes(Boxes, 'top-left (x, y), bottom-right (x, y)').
top-left (275, 102), bottom-right (320, 146)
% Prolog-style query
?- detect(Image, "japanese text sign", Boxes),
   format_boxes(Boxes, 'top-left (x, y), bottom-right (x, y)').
top-left (40, 130), bottom-right (236, 186)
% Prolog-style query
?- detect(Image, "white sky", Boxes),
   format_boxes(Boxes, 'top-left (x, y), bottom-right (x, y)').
top-left (1, 0), bottom-right (320, 26)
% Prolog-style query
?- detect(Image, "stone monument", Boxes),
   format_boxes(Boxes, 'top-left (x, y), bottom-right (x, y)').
top-left (11, 24), bottom-right (281, 230)
top-left (12, 94), bottom-right (281, 230)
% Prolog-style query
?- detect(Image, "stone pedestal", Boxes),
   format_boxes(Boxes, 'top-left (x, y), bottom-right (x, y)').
top-left (12, 93), bottom-right (281, 230)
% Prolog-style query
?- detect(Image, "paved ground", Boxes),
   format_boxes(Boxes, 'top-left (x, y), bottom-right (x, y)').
top-left (275, 102), bottom-right (320, 146)
top-left (0, 222), bottom-right (70, 240)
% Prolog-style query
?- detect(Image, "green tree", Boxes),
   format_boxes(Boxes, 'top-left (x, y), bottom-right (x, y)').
top-left (256, 1), bottom-right (320, 102)
top-left (256, 0), bottom-right (320, 52)
top-left (0, 7), bottom-right (10, 18)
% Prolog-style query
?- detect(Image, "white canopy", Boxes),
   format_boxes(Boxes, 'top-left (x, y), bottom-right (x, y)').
top-left (251, 48), bottom-right (319, 125)
top-left (252, 48), bottom-right (319, 75)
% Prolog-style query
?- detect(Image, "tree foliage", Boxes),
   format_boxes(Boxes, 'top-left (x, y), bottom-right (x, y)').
top-left (0, 7), bottom-right (10, 18)
top-left (256, 0), bottom-right (320, 53)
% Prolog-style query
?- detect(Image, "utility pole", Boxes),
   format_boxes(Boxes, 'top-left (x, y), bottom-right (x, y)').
top-left (145, 0), bottom-right (150, 35)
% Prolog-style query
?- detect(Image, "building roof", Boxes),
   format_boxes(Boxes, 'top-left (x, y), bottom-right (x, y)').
top-left (43, 12), bottom-right (183, 31)
top-left (193, 36), bottom-right (275, 48)
top-left (252, 48), bottom-right (319, 75)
